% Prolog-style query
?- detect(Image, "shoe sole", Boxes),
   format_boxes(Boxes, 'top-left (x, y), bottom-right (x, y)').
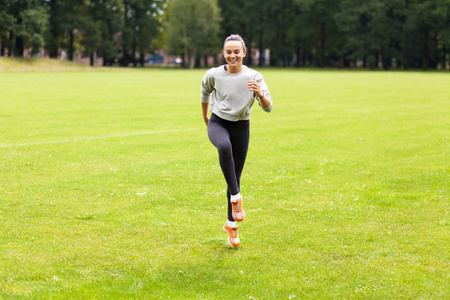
top-left (233, 209), bottom-right (245, 222)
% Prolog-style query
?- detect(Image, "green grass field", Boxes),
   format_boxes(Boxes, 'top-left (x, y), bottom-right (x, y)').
top-left (0, 63), bottom-right (449, 299)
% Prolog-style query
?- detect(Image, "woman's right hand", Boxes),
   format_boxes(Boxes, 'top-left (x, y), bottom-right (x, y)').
top-left (203, 116), bottom-right (209, 126)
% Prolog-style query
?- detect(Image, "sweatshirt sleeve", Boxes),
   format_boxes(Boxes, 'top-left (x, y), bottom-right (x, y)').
top-left (201, 69), bottom-right (215, 103)
top-left (255, 73), bottom-right (273, 112)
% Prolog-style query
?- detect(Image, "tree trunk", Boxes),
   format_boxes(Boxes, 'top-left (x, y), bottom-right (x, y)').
top-left (314, 40), bottom-right (320, 67)
top-left (90, 52), bottom-right (94, 66)
top-left (140, 51), bottom-right (145, 67)
top-left (369, 52), bottom-right (377, 69)
top-left (401, 38), bottom-right (408, 69)
top-left (48, 27), bottom-right (58, 58)
top-left (295, 38), bottom-right (301, 67)
top-left (319, 22), bottom-right (325, 67)
top-left (132, 38), bottom-right (137, 67)
top-left (48, 0), bottom-right (58, 58)
top-left (314, 40), bottom-right (321, 67)
top-left (382, 53), bottom-right (390, 70)
top-left (15, 36), bottom-right (24, 57)
top-left (247, 36), bottom-right (252, 66)
top-left (195, 56), bottom-right (201, 68)
top-left (183, 25), bottom-right (188, 68)
top-left (68, 30), bottom-right (74, 61)
top-left (432, 35), bottom-right (438, 69)
top-left (122, 44), bottom-right (128, 66)
top-left (49, 46), bottom-right (58, 58)
top-left (189, 47), bottom-right (197, 69)
top-left (7, 31), bottom-right (14, 57)
top-left (259, 39), bottom-right (264, 67)
top-left (14, 14), bottom-right (24, 57)
top-left (422, 26), bottom-right (430, 70)
top-left (303, 49), bottom-right (308, 66)
top-left (442, 50), bottom-right (447, 70)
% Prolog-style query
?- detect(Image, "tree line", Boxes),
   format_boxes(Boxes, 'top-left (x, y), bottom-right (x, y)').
top-left (1, 0), bottom-right (449, 69)
top-left (1, 0), bottom-right (166, 66)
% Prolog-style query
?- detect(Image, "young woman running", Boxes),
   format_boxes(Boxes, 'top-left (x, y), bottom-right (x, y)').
top-left (201, 34), bottom-right (273, 246)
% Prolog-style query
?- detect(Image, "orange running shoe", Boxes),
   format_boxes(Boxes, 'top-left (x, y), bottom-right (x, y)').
top-left (231, 196), bottom-right (245, 222)
top-left (223, 223), bottom-right (240, 246)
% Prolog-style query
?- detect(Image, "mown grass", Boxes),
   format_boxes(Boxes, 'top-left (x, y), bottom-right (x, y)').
top-left (0, 66), bottom-right (448, 299)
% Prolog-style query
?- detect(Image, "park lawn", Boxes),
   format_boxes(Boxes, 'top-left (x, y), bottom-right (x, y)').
top-left (0, 67), bottom-right (448, 299)
top-left (0, 57), bottom-right (94, 72)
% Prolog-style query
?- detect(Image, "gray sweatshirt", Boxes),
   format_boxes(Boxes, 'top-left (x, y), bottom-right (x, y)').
top-left (201, 65), bottom-right (273, 121)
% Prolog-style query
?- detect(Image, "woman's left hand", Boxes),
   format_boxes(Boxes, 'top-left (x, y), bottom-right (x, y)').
top-left (248, 80), bottom-right (263, 99)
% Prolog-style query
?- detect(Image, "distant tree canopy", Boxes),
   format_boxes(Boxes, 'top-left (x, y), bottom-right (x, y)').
top-left (1, 0), bottom-right (449, 69)
top-left (218, 0), bottom-right (450, 69)
top-left (165, 0), bottom-right (221, 69)
top-left (1, 0), bottom-right (166, 66)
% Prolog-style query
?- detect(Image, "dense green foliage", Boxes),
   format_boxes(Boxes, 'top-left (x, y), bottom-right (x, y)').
top-left (1, 0), bottom-right (166, 66)
top-left (0, 68), bottom-right (449, 298)
top-left (165, 0), bottom-right (221, 69)
top-left (219, 0), bottom-right (450, 69)
top-left (1, 0), bottom-right (449, 68)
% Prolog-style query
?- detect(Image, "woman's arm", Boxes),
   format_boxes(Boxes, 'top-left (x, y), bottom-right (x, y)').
top-left (201, 71), bottom-right (214, 126)
top-left (248, 80), bottom-right (273, 111)
top-left (202, 102), bottom-right (210, 125)
top-left (257, 94), bottom-right (271, 109)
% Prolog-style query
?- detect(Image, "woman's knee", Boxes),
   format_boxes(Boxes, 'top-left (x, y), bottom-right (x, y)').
top-left (217, 141), bottom-right (232, 157)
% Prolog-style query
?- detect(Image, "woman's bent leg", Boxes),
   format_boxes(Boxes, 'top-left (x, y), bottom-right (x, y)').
top-left (208, 114), bottom-right (250, 222)
top-left (207, 115), bottom-right (240, 196)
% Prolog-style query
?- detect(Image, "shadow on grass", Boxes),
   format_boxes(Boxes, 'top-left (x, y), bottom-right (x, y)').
top-left (201, 236), bottom-right (240, 252)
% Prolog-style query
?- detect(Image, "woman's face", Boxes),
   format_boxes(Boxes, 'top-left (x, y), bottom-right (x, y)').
top-left (223, 41), bottom-right (246, 70)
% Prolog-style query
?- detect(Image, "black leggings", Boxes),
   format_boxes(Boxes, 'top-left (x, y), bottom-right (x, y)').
top-left (208, 113), bottom-right (250, 221)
